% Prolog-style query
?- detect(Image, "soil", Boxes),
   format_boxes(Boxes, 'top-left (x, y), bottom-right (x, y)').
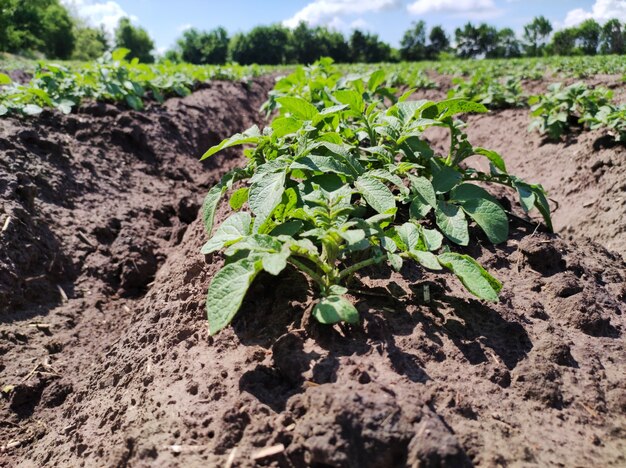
top-left (1, 72), bottom-right (625, 468)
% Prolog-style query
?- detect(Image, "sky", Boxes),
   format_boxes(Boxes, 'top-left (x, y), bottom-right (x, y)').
top-left (60, 0), bottom-right (626, 54)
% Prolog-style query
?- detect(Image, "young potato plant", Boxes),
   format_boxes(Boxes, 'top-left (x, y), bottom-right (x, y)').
top-left (201, 61), bottom-right (553, 336)
top-left (528, 82), bottom-right (614, 140)
top-left (448, 74), bottom-right (526, 109)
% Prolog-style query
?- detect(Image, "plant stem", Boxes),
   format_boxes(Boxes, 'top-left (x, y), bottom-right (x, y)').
top-left (287, 258), bottom-right (326, 289)
top-left (337, 255), bottom-right (387, 280)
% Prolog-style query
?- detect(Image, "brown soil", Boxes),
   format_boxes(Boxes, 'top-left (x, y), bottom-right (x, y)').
top-left (1, 75), bottom-right (625, 468)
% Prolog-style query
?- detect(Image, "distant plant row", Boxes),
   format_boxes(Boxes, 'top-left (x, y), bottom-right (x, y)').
top-left (1, 1), bottom-right (626, 65)
top-left (0, 49), bottom-right (270, 116)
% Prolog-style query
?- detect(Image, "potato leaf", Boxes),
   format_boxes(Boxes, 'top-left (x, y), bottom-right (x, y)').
top-left (206, 259), bottom-right (262, 335)
top-left (313, 295), bottom-right (360, 324)
top-left (438, 253), bottom-right (502, 302)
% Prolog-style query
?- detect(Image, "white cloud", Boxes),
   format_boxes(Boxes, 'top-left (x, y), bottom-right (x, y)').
top-left (407, 0), bottom-right (502, 19)
top-left (61, 0), bottom-right (137, 35)
top-left (350, 18), bottom-right (370, 30)
top-left (177, 23), bottom-right (193, 32)
top-left (563, 0), bottom-right (626, 27)
top-left (283, 0), bottom-right (401, 28)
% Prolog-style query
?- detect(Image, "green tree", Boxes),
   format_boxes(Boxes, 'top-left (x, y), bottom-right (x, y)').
top-left (229, 24), bottom-right (290, 65)
top-left (176, 27), bottom-right (229, 64)
top-left (286, 23), bottom-right (350, 64)
top-left (0, 0), bottom-right (76, 58)
top-left (455, 22), bottom-right (481, 58)
top-left (400, 21), bottom-right (427, 61)
top-left (427, 25), bottom-right (449, 59)
top-left (349, 29), bottom-right (392, 63)
top-left (523, 16), bottom-right (553, 56)
top-left (576, 18), bottom-right (601, 55)
top-left (317, 27), bottom-right (350, 63)
top-left (477, 23), bottom-right (499, 58)
top-left (72, 24), bottom-right (108, 60)
top-left (550, 28), bottom-right (577, 56)
top-left (114, 17), bottom-right (154, 63)
top-left (494, 27), bottom-right (521, 58)
top-left (600, 18), bottom-right (624, 54)
top-left (41, 3), bottom-right (75, 58)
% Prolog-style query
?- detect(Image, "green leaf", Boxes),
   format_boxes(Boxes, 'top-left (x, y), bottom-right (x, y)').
top-left (461, 198), bottom-right (509, 244)
top-left (276, 96), bottom-right (319, 120)
top-left (249, 170), bottom-right (286, 232)
top-left (397, 223), bottom-right (420, 251)
top-left (262, 249), bottom-right (290, 275)
top-left (206, 259), bottom-right (262, 335)
top-left (313, 295), bottom-right (360, 325)
top-left (334, 89), bottom-right (364, 113)
top-left (410, 196), bottom-right (432, 220)
top-left (291, 155), bottom-right (353, 176)
top-left (515, 182), bottom-right (536, 212)
top-left (431, 161), bottom-right (462, 194)
top-left (270, 220), bottom-right (303, 237)
top-left (436, 201), bottom-right (469, 246)
top-left (532, 185), bottom-right (553, 232)
top-left (200, 126), bottom-right (261, 160)
top-left (473, 147), bottom-right (507, 173)
top-left (421, 228), bottom-right (443, 251)
top-left (201, 212), bottom-right (252, 255)
top-left (434, 99), bottom-right (488, 119)
top-left (368, 69), bottom-right (386, 92)
top-left (125, 94), bottom-right (143, 110)
top-left (408, 175), bottom-right (437, 207)
top-left (0, 73), bottom-right (12, 85)
top-left (339, 229), bottom-right (366, 245)
top-left (271, 117), bottom-right (302, 137)
top-left (229, 187), bottom-right (249, 210)
top-left (388, 253), bottom-right (403, 271)
top-left (57, 99), bottom-right (74, 115)
top-left (410, 250), bottom-right (442, 270)
top-left (368, 169), bottom-right (409, 196)
top-left (111, 48), bottom-right (130, 61)
top-left (437, 253), bottom-right (502, 302)
top-left (450, 183), bottom-right (498, 205)
top-left (202, 184), bottom-right (226, 234)
top-left (355, 175), bottom-right (397, 214)
top-left (0, 104), bottom-right (8, 116)
top-left (23, 104), bottom-right (43, 115)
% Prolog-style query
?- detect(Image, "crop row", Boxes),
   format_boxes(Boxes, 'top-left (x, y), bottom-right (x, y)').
top-left (0, 49), bottom-right (274, 116)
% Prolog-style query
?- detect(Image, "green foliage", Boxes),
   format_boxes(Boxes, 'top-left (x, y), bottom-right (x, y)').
top-left (0, 0), bottom-right (75, 59)
top-left (600, 19), bottom-right (625, 55)
top-left (529, 82), bottom-right (614, 140)
top-left (176, 27), bottom-right (229, 65)
top-left (115, 17), bottom-right (154, 64)
top-left (229, 24), bottom-right (291, 65)
top-left (72, 25), bottom-right (108, 61)
top-left (201, 59), bottom-right (552, 335)
top-left (428, 26), bottom-right (450, 59)
top-left (289, 22), bottom-right (350, 64)
top-left (0, 49), bottom-right (272, 116)
top-left (400, 21), bottom-right (427, 61)
top-left (448, 73), bottom-right (526, 109)
top-left (349, 30), bottom-right (392, 63)
top-left (523, 16), bottom-right (553, 57)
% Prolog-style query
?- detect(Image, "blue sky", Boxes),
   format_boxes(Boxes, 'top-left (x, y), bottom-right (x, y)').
top-left (61, 1), bottom-right (626, 53)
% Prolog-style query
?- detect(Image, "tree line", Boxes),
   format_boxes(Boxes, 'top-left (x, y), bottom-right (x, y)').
top-left (1, 0), bottom-right (625, 64)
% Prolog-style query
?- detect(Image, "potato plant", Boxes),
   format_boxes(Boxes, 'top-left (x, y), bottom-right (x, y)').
top-left (201, 60), bottom-right (552, 335)
top-left (528, 82), bottom-right (614, 140)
